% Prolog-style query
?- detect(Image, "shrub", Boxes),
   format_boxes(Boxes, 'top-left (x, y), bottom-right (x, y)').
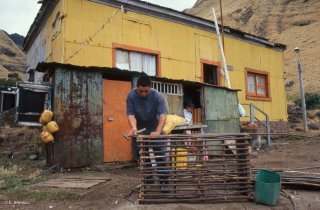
top-left (294, 93), bottom-right (320, 110)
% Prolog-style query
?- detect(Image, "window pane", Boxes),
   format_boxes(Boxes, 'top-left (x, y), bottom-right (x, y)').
top-left (247, 74), bottom-right (256, 93)
top-left (115, 50), bottom-right (129, 70)
top-left (257, 88), bottom-right (266, 95)
top-left (142, 54), bottom-right (156, 76)
top-left (129, 52), bottom-right (143, 72)
top-left (256, 75), bottom-right (266, 86)
top-left (115, 49), bottom-right (157, 76)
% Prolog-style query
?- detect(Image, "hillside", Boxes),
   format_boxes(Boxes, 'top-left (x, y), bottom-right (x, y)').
top-left (186, 0), bottom-right (320, 95)
top-left (8, 33), bottom-right (25, 48)
top-left (0, 30), bottom-right (26, 80)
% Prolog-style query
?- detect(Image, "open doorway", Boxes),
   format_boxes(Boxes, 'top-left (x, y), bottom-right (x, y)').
top-left (203, 63), bottom-right (219, 85)
top-left (183, 85), bottom-right (202, 124)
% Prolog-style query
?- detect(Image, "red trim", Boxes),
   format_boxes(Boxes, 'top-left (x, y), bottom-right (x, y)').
top-left (112, 43), bottom-right (161, 76)
top-left (245, 68), bottom-right (271, 101)
top-left (200, 59), bottom-right (222, 86)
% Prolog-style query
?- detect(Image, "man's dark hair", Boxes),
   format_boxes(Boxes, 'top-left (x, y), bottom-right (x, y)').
top-left (137, 75), bottom-right (152, 87)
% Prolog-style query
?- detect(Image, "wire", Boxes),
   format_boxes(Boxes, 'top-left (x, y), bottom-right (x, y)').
top-left (64, 7), bottom-right (122, 63)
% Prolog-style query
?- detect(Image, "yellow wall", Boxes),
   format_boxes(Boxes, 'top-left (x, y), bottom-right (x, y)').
top-left (45, 0), bottom-right (287, 121)
top-left (224, 37), bottom-right (287, 121)
top-left (44, 0), bottom-right (65, 63)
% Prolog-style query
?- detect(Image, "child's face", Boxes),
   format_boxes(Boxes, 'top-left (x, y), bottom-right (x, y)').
top-left (187, 107), bottom-right (194, 113)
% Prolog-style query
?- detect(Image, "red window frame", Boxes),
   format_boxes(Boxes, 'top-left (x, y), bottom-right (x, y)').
top-left (245, 68), bottom-right (271, 101)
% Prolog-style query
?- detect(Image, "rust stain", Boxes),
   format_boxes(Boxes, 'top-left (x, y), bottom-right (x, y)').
top-left (52, 68), bottom-right (103, 168)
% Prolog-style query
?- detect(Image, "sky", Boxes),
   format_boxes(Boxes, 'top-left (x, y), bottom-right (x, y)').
top-left (0, 0), bottom-right (197, 37)
top-left (0, 0), bottom-right (41, 36)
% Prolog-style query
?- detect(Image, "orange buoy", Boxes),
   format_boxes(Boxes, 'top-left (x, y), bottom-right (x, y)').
top-left (47, 121), bottom-right (59, 133)
top-left (40, 131), bottom-right (54, 143)
top-left (40, 110), bottom-right (53, 124)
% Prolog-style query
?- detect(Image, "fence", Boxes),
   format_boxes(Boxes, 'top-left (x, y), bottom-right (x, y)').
top-left (137, 133), bottom-right (252, 204)
top-left (0, 107), bottom-right (17, 127)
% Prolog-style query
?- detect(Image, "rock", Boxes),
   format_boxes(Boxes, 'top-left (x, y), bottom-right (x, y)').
top-left (1, 150), bottom-right (13, 158)
top-left (289, 117), bottom-right (301, 123)
top-left (308, 112), bottom-right (315, 119)
top-left (285, 80), bottom-right (294, 88)
top-left (308, 123), bottom-right (320, 130)
top-left (289, 124), bottom-right (297, 129)
top-left (0, 135), bottom-right (4, 143)
top-left (29, 154), bottom-right (39, 160)
top-left (17, 132), bottom-right (24, 137)
top-left (295, 127), bottom-right (304, 132)
top-left (92, 165), bottom-right (104, 172)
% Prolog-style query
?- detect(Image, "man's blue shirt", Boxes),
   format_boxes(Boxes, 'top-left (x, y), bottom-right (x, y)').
top-left (126, 88), bottom-right (167, 132)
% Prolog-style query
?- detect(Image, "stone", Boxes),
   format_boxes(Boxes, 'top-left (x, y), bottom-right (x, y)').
top-left (295, 127), bottom-right (304, 132)
top-left (285, 80), bottom-right (294, 88)
top-left (1, 150), bottom-right (13, 158)
top-left (29, 154), bottom-right (39, 160)
top-left (308, 123), bottom-right (320, 130)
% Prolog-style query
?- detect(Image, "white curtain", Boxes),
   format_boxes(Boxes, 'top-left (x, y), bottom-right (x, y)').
top-left (115, 49), bottom-right (156, 76)
top-left (247, 74), bottom-right (256, 93)
top-left (129, 52), bottom-right (143, 72)
top-left (142, 54), bottom-right (156, 76)
top-left (115, 50), bottom-right (129, 70)
top-left (256, 75), bottom-right (266, 95)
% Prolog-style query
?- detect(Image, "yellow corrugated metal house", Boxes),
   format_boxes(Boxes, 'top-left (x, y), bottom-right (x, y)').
top-left (24, 0), bottom-right (288, 153)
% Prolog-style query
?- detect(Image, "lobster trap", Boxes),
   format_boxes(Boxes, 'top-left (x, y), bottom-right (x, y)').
top-left (137, 133), bottom-right (252, 204)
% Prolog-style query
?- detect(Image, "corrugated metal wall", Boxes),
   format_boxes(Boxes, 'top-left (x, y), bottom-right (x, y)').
top-left (52, 67), bottom-right (103, 168)
top-left (161, 93), bottom-right (183, 116)
top-left (203, 87), bottom-right (240, 133)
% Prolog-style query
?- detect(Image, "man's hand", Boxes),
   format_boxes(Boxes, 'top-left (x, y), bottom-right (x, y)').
top-left (128, 115), bottom-right (137, 136)
top-left (150, 131), bottom-right (161, 136)
top-left (129, 128), bottom-right (137, 136)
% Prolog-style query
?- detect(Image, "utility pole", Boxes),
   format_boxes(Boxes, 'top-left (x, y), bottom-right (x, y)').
top-left (294, 47), bottom-right (308, 132)
top-left (219, 0), bottom-right (224, 48)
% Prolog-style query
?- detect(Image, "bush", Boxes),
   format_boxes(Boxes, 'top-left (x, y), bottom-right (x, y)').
top-left (294, 93), bottom-right (320, 110)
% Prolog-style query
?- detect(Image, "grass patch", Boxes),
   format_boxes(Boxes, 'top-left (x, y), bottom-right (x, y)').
top-left (287, 94), bottom-right (300, 102)
top-left (7, 187), bottom-right (80, 202)
top-left (0, 163), bottom-right (80, 202)
top-left (28, 189), bottom-right (80, 201)
top-left (0, 165), bottom-right (43, 190)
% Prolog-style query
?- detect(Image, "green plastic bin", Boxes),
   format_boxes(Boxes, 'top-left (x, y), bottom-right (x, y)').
top-left (255, 169), bottom-right (281, 206)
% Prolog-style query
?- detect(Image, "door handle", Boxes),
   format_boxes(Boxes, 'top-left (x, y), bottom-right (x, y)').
top-left (107, 117), bottom-right (114, 121)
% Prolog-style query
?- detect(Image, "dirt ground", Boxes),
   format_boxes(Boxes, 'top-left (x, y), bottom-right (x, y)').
top-left (0, 127), bottom-right (320, 210)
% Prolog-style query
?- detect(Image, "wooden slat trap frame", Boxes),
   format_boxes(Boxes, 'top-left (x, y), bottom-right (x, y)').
top-left (137, 134), bottom-right (253, 204)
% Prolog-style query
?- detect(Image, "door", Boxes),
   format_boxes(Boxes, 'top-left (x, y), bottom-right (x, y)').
top-left (103, 79), bottom-right (132, 162)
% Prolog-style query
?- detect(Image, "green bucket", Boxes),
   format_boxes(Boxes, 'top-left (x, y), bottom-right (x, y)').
top-left (255, 169), bottom-right (281, 206)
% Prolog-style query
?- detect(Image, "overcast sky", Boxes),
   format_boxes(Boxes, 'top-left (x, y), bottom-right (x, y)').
top-left (0, 0), bottom-right (197, 36)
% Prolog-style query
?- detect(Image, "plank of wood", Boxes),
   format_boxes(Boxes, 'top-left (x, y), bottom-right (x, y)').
top-left (35, 177), bottom-right (111, 189)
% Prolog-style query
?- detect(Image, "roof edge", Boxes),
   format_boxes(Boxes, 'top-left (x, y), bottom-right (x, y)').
top-left (36, 62), bottom-right (240, 91)
top-left (24, 0), bottom-right (286, 52)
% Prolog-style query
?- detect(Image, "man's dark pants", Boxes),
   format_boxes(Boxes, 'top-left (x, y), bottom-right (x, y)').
top-left (132, 137), bottom-right (168, 185)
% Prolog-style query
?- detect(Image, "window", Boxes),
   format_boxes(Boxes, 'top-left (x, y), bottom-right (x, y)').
top-left (203, 64), bottom-right (219, 85)
top-left (245, 68), bottom-right (270, 100)
top-left (115, 49), bottom-right (157, 76)
top-left (201, 59), bottom-right (221, 86)
top-left (152, 81), bottom-right (183, 96)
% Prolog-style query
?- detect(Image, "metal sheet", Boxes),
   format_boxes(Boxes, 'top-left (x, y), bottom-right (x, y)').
top-left (161, 93), bottom-right (183, 116)
top-left (53, 67), bottom-right (103, 168)
top-left (204, 87), bottom-right (239, 121)
top-left (203, 87), bottom-right (240, 143)
top-left (204, 119), bottom-right (241, 134)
